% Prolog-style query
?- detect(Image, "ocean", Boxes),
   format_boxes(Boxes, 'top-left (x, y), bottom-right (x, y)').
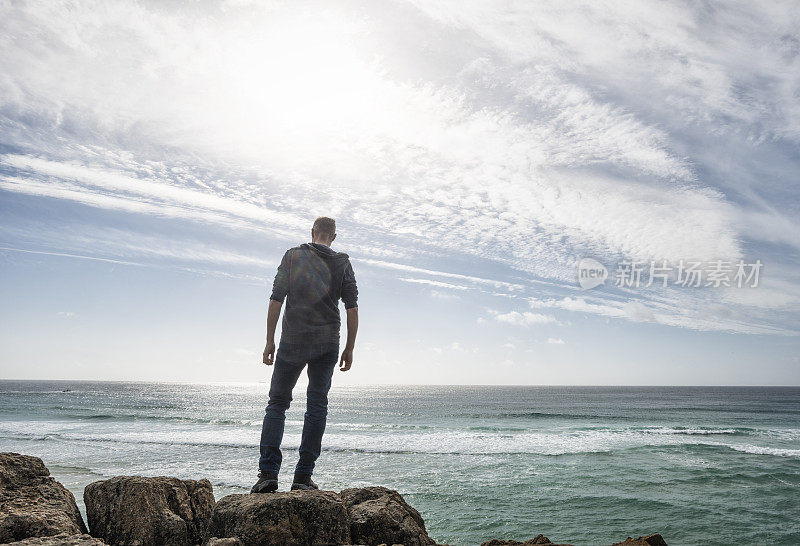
top-left (0, 381), bottom-right (798, 545)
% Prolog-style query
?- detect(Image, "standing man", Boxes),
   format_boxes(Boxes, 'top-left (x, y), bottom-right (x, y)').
top-left (252, 217), bottom-right (359, 493)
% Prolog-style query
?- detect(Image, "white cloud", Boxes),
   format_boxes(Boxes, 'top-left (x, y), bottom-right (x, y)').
top-left (362, 259), bottom-right (525, 291)
top-left (429, 290), bottom-right (461, 300)
top-left (622, 301), bottom-right (656, 322)
top-left (0, 155), bottom-right (307, 234)
top-left (0, 0), bottom-right (798, 338)
top-left (546, 338), bottom-right (565, 345)
top-left (530, 296), bottom-right (626, 318)
top-left (0, 1), bottom-right (747, 274)
top-left (492, 310), bottom-right (558, 327)
top-left (528, 294), bottom-right (795, 335)
top-left (409, 1), bottom-right (800, 142)
top-left (399, 277), bottom-right (470, 290)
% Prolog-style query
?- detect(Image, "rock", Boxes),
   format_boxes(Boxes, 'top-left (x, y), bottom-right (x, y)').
top-left (0, 453), bottom-right (88, 542)
top-left (481, 533), bottom-right (667, 546)
top-left (83, 476), bottom-right (214, 545)
top-left (340, 487), bottom-right (435, 546)
top-left (202, 539), bottom-right (242, 546)
top-left (8, 533), bottom-right (106, 544)
top-left (207, 490), bottom-right (350, 546)
top-left (611, 535), bottom-right (667, 546)
top-left (481, 535), bottom-right (555, 545)
top-left (481, 534), bottom-right (573, 546)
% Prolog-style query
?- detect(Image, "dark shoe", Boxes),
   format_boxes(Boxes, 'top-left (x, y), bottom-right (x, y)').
top-left (291, 473), bottom-right (318, 491)
top-left (250, 472), bottom-right (278, 493)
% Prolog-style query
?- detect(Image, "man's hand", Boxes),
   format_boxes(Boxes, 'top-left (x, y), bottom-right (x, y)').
top-left (263, 341), bottom-right (276, 366)
top-left (340, 307), bottom-right (358, 372)
top-left (263, 299), bottom-right (282, 366)
top-left (339, 348), bottom-right (353, 372)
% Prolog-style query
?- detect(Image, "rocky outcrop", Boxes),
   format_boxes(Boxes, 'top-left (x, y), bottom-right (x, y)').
top-left (340, 486), bottom-right (435, 546)
top-left (7, 533), bottom-right (106, 545)
top-left (207, 490), bottom-right (350, 546)
top-left (481, 535), bottom-right (562, 545)
top-left (0, 453), bottom-right (88, 543)
top-left (2, 452), bottom-right (668, 546)
top-left (207, 486), bottom-right (439, 546)
top-left (611, 535), bottom-right (667, 546)
top-left (481, 533), bottom-right (667, 546)
top-left (83, 476), bottom-right (214, 545)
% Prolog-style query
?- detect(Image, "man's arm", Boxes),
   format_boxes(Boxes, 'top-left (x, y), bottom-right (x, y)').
top-left (339, 307), bottom-right (358, 371)
top-left (263, 299), bottom-right (283, 365)
top-left (339, 259), bottom-right (358, 372)
top-left (263, 250), bottom-right (291, 365)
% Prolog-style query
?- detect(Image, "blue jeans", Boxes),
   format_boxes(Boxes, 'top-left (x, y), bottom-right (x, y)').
top-left (259, 341), bottom-right (339, 476)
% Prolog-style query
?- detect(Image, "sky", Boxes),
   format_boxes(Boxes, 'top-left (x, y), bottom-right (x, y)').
top-left (1, 0), bottom-right (799, 385)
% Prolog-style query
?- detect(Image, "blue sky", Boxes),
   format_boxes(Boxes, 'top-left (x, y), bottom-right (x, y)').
top-left (1, 0), bottom-right (799, 384)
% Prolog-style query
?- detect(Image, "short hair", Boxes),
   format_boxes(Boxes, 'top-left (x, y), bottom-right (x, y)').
top-left (312, 216), bottom-right (336, 238)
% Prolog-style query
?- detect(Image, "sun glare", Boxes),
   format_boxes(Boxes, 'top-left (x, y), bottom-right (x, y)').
top-left (224, 17), bottom-right (381, 136)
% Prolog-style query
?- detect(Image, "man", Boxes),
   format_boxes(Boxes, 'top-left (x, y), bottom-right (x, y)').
top-left (252, 216), bottom-right (359, 493)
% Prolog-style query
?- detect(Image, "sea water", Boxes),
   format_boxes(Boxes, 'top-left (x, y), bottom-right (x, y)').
top-left (0, 381), bottom-right (798, 545)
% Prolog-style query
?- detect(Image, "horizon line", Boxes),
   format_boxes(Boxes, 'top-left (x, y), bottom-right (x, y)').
top-left (0, 378), bottom-right (798, 388)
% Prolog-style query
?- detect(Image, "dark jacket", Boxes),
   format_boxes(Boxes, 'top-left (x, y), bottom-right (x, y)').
top-left (270, 243), bottom-right (358, 344)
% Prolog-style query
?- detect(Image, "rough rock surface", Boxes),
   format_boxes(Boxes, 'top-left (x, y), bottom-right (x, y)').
top-left (481, 535), bottom-right (557, 545)
top-left (610, 535), bottom-right (668, 546)
top-left (8, 533), bottom-right (107, 545)
top-left (83, 476), bottom-right (214, 545)
top-left (202, 538), bottom-right (242, 546)
top-left (0, 453), bottom-right (88, 542)
top-left (340, 487), bottom-right (435, 546)
top-left (480, 534), bottom-right (668, 546)
top-left (208, 490), bottom-right (350, 546)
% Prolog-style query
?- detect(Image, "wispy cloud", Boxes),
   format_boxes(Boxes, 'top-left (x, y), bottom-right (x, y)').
top-left (361, 259), bottom-right (527, 292)
top-left (399, 277), bottom-right (470, 290)
top-left (527, 294), bottom-right (795, 335)
top-left (491, 310), bottom-right (559, 327)
top-left (1, 0), bottom-right (798, 341)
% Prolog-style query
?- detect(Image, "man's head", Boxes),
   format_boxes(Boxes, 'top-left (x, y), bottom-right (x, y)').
top-left (311, 216), bottom-right (336, 246)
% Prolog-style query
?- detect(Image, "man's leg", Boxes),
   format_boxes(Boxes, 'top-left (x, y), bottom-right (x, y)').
top-left (294, 343), bottom-right (338, 481)
top-left (258, 344), bottom-right (305, 475)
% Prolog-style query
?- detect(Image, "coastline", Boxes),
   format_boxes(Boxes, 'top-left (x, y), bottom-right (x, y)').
top-left (1, 452), bottom-right (667, 546)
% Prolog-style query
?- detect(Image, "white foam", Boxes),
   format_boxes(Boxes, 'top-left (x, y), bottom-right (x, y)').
top-left (2, 420), bottom-right (798, 458)
top-left (643, 427), bottom-right (738, 435)
top-left (725, 444), bottom-right (800, 458)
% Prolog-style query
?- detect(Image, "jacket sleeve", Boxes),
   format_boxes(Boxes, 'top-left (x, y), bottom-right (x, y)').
top-left (269, 250), bottom-right (291, 303)
top-left (341, 260), bottom-right (358, 309)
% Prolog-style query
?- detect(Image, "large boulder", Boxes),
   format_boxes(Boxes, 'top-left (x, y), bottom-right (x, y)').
top-left (207, 490), bottom-right (350, 546)
top-left (0, 453), bottom-right (87, 542)
top-left (340, 487), bottom-right (435, 546)
top-left (208, 487), bottom-right (440, 546)
top-left (611, 535), bottom-right (667, 546)
top-left (83, 476), bottom-right (214, 545)
top-left (8, 533), bottom-right (106, 545)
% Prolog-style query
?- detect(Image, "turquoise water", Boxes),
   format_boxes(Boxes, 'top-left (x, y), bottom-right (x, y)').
top-left (0, 381), bottom-right (798, 545)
